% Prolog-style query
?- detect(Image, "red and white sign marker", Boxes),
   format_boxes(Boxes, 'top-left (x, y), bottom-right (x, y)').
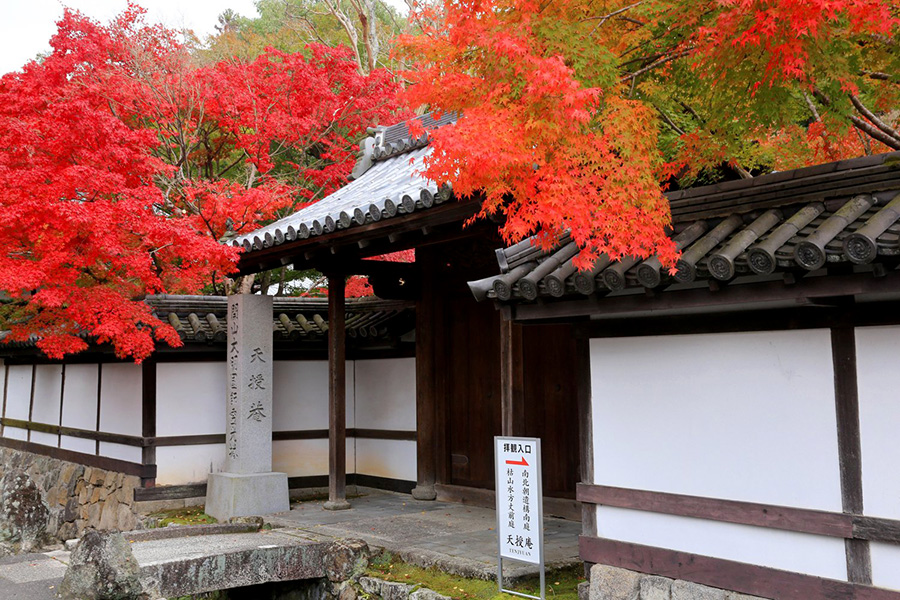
top-left (495, 436), bottom-right (544, 585)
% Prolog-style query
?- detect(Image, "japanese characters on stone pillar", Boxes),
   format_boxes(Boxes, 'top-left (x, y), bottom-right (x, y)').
top-left (206, 294), bottom-right (289, 521)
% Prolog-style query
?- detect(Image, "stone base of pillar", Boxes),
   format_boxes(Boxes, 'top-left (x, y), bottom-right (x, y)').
top-left (323, 499), bottom-right (351, 511)
top-left (411, 484), bottom-right (436, 501)
top-left (205, 472), bottom-right (289, 521)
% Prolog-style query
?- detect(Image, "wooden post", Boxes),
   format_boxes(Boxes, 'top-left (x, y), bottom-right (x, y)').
top-left (141, 361), bottom-right (157, 488)
top-left (831, 325), bottom-right (872, 583)
top-left (500, 319), bottom-right (525, 436)
top-left (412, 253), bottom-right (437, 500)
top-left (575, 335), bottom-right (596, 577)
top-left (325, 273), bottom-right (351, 510)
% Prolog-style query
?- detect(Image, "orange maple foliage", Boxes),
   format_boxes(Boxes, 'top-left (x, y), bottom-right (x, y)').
top-left (396, 0), bottom-right (899, 268)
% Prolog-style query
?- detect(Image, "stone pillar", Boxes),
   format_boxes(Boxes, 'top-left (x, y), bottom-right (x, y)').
top-left (206, 294), bottom-right (289, 521)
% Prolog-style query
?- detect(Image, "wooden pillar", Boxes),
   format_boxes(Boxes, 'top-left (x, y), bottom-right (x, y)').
top-left (500, 319), bottom-right (525, 437)
top-left (412, 254), bottom-right (437, 500)
top-left (141, 361), bottom-right (157, 488)
top-left (325, 273), bottom-right (351, 510)
top-left (575, 335), bottom-right (596, 576)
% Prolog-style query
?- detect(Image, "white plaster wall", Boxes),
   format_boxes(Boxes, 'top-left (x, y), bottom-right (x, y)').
top-left (156, 444), bottom-right (226, 486)
top-left (98, 441), bottom-right (141, 463)
top-left (272, 361), bottom-right (354, 430)
top-left (5, 365), bottom-right (32, 421)
top-left (31, 365), bottom-right (62, 447)
top-left (271, 438), bottom-right (356, 477)
top-left (596, 506), bottom-right (848, 580)
top-left (98, 363), bottom-right (141, 463)
top-left (355, 439), bottom-right (416, 481)
top-left (354, 358), bottom-right (416, 431)
top-left (870, 542), bottom-right (900, 591)
top-left (272, 361), bottom-right (330, 431)
top-left (98, 363), bottom-right (141, 436)
top-left (157, 362), bottom-right (226, 436)
top-left (590, 330), bottom-right (842, 511)
top-left (60, 364), bottom-right (99, 454)
top-left (855, 325), bottom-right (900, 521)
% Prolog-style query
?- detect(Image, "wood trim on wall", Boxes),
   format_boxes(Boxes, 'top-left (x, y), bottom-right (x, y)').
top-left (579, 536), bottom-right (900, 600)
top-left (95, 363), bottom-right (102, 455)
top-left (0, 436), bottom-right (155, 480)
top-left (26, 364), bottom-right (35, 442)
top-left (575, 337), bottom-right (596, 541)
top-left (133, 473), bottom-right (417, 502)
top-left (577, 483), bottom-right (900, 546)
top-left (1, 423), bottom-right (416, 448)
top-left (1, 362), bottom-right (8, 437)
top-left (832, 325), bottom-right (873, 584)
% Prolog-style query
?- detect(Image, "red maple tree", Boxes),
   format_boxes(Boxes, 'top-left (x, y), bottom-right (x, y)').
top-left (0, 5), bottom-right (402, 360)
top-left (395, 0), bottom-right (899, 269)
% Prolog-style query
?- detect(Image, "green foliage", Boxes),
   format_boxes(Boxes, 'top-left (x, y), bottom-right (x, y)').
top-left (366, 551), bottom-right (585, 600)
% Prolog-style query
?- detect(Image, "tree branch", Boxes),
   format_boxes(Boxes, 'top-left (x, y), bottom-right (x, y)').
top-left (849, 94), bottom-right (900, 144)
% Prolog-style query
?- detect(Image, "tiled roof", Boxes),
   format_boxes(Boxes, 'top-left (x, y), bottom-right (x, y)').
top-left (470, 189), bottom-right (900, 304)
top-left (146, 295), bottom-right (413, 343)
top-left (233, 112), bottom-right (457, 254)
top-left (0, 295), bottom-right (415, 352)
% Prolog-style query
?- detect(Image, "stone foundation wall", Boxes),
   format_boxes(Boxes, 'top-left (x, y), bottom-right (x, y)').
top-left (0, 447), bottom-right (139, 552)
top-left (589, 564), bottom-right (770, 600)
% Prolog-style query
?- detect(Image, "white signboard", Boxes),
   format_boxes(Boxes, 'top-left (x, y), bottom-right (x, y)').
top-left (495, 436), bottom-right (543, 565)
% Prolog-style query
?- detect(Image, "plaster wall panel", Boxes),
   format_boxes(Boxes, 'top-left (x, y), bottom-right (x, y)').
top-left (156, 444), bottom-right (226, 486)
top-left (98, 363), bottom-right (141, 436)
top-left (271, 439), bottom-right (329, 476)
top-left (354, 438), bottom-right (415, 481)
top-left (30, 365), bottom-right (63, 446)
top-left (272, 361), bottom-right (356, 430)
top-left (5, 365), bottom-right (33, 421)
top-left (354, 358), bottom-right (416, 431)
top-left (596, 505), bottom-right (847, 580)
top-left (3, 426), bottom-right (27, 441)
top-left (98, 441), bottom-right (141, 463)
top-left (157, 362), bottom-right (226, 437)
top-left (855, 325), bottom-right (900, 520)
top-left (870, 542), bottom-right (900, 591)
top-left (60, 364), bottom-right (100, 454)
top-left (590, 329), bottom-right (841, 511)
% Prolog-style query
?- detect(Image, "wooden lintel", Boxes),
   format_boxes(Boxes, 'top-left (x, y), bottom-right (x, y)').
top-left (513, 269), bottom-right (900, 323)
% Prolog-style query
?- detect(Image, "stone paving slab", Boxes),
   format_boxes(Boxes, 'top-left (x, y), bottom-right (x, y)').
top-left (267, 490), bottom-right (581, 581)
top-left (0, 551), bottom-right (68, 600)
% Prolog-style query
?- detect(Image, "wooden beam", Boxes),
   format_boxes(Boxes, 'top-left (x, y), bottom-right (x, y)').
top-left (325, 273), bottom-right (350, 511)
top-left (832, 326), bottom-right (872, 584)
top-left (579, 536), bottom-right (900, 600)
top-left (0, 436), bottom-right (155, 480)
top-left (514, 269), bottom-right (900, 322)
top-left (500, 319), bottom-right (525, 436)
top-left (412, 254), bottom-right (437, 501)
top-left (577, 484), bottom-right (853, 538)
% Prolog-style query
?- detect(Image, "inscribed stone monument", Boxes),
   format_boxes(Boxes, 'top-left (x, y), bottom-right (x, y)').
top-left (206, 294), bottom-right (289, 520)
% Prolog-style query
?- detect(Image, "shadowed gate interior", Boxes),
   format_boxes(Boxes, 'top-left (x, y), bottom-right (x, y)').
top-left (418, 237), bottom-right (581, 510)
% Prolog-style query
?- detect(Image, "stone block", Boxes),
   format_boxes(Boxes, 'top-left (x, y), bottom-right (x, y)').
top-left (579, 581), bottom-right (591, 600)
top-left (725, 593), bottom-right (769, 600)
top-left (359, 576), bottom-right (383, 596)
top-left (589, 564), bottom-right (641, 600)
top-left (59, 530), bottom-right (147, 600)
top-left (410, 588), bottom-right (451, 600)
top-left (325, 539), bottom-right (369, 582)
top-left (204, 471), bottom-right (289, 521)
top-left (672, 581), bottom-right (726, 600)
top-left (640, 576), bottom-right (672, 600)
top-left (381, 580), bottom-right (414, 600)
